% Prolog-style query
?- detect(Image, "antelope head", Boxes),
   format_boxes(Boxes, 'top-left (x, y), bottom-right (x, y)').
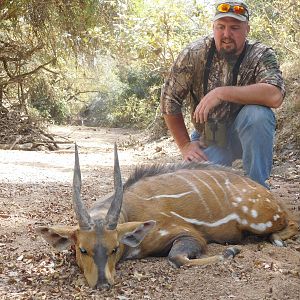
top-left (36, 144), bottom-right (155, 289)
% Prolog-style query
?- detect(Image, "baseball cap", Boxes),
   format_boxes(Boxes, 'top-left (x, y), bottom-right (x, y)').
top-left (213, 1), bottom-right (249, 22)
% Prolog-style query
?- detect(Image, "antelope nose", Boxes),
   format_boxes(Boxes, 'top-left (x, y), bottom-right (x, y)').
top-left (97, 282), bottom-right (111, 290)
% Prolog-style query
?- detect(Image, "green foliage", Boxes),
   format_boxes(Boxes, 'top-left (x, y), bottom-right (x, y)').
top-left (106, 64), bottom-right (162, 128)
top-left (0, 0), bottom-right (120, 121)
top-left (248, 0), bottom-right (299, 60)
top-left (94, 0), bottom-right (212, 127)
top-left (108, 95), bottom-right (156, 128)
top-left (0, 0), bottom-right (299, 129)
top-left (28, 78), bottom-right (70, 124)
top-left (115, 0), bottom-right (212, 73)
top-left (120, 66), bottom-right (161, 100)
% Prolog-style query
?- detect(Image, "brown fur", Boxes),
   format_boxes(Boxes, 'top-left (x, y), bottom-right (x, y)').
top-left (37, 156), bottom-right (299, 289)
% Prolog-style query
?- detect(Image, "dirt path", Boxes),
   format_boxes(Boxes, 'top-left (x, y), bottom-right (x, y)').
top-left (0, 125), bottom-right (299, 300)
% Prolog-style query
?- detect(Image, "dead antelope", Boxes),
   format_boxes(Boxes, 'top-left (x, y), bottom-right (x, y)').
top-left (36, 144), bottom-right (299, 289)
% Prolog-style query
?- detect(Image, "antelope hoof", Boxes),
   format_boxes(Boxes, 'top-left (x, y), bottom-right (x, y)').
top-left (271, 238), bottom-right (287, 247)
top-left (222, 247), bottom-right (241, 259)
top-left (270, 233), bottom-right (287, 247)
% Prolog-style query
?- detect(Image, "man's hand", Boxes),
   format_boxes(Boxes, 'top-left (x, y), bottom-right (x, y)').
top-left (181, 141), bottom-right (208, 162)
top-left (162, 113), bottom-right (208, 162)
top-left (193, 88), bottom-right (222, 123)
top-left (193, 84), bottom-right (283, 124)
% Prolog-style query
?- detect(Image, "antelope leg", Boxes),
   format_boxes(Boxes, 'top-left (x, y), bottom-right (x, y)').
top-left (185, 247), bottom-right (240, 266)
top-left (270, 220), bottom-right (299, 247)
top-left (168, 236), bottom-right (206, 268)
top-left (168, 235), bottom-right (240, 267)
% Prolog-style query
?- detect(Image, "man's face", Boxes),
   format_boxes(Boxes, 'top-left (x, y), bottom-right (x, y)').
top-left (213, 17), bottom-right (250, 57)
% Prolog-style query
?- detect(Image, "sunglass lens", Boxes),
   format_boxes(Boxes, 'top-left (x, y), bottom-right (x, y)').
top-left (233, 5), bottom-right (245, 14)
top-left (217, 3), bottom-right (230, 13)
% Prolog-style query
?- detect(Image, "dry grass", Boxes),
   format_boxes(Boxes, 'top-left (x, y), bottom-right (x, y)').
top-left (275, 60), bottom-right (300, 159)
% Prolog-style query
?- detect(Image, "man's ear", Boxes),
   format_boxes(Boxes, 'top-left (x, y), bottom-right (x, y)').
top-left (246, 23), bottom-right (250, 35)
top-left (117, 221), bottom-right (156, 248)
top-left (36, 225), bottom-right (78, 251)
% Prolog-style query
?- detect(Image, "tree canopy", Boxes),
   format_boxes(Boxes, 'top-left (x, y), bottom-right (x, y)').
top-left (0, 0), bottom-right (299, 129)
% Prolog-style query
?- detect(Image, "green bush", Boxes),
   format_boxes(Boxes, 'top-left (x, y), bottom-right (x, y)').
top-left (28, 78), bottom-right (71, 124)
top-left (107, 65), bottom-right (162, 128)
top-left (108, 94), bottom-right (158, 128)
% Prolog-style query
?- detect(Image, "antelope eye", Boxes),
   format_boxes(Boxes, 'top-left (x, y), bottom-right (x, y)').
top-left (79, 247), bottom-right (88, 254)
top-left (111, 246), bottom-right (119, 255)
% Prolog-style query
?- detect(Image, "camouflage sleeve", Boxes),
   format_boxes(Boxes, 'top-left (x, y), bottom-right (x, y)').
top-left (160, 47), bottom-right (194, 115)
top-left (254, 48), bottom-right (285, 97)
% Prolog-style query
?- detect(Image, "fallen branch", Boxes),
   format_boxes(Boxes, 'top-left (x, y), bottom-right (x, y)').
top-left (0, 108), bottom-right (62, 151)
top-left (9, 135), bottom-right (22, 150)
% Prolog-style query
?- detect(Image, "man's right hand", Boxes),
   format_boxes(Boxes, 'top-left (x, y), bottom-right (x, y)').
top-left (180, 141), bottom-right (208, 162)
top-left (163, 113), bottom-right (208, 162)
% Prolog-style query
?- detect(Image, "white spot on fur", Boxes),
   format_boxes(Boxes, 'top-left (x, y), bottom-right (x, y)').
top-left (250, 221), bottom-right (272, 232)
top-left (241, 219), bottom-right (248, 225)
top-left (242, 189), bottom-right (247, 193)
top-left (248, 198), bottom-right (257, 203)
top-left (225, 179), bottom-right (230, 186)
top-left (232, 202), bottom-right (238, 207)
top-left (273, 214), bottom-right (280, 221)
top-left (159, 229), bottom-right (169, 236)
top-left (251, 210), bottom-right (258, 218)
top-left (235, 197), bottom-right (243, 203)
top-left (242, 206), bottom-right (249, 213)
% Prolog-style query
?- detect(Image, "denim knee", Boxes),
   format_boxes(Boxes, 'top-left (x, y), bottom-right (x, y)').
top-left (233, 105), bottom-right (276, 188)
top-left (235, 105), bottom-right (275, 132)
top-left (191, 130), bottom-right (201, 141)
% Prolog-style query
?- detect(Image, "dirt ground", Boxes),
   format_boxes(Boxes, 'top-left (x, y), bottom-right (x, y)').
top-left (0, 125), bottom-right (299, 300)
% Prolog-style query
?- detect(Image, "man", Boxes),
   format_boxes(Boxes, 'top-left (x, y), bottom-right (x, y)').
top-left (160, 0), bottom-right (285, 188)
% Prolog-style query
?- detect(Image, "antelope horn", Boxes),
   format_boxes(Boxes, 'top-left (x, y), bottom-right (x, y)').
top-left (105, 143), bottom-right (123, 230)
top-left (73, 143), bottom-right (94, 230)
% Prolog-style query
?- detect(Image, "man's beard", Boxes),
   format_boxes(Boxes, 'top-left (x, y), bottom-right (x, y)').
top-left (218, 41), bottom-right (238, 63)
top-left (218, 48), bottom-right (238, 64)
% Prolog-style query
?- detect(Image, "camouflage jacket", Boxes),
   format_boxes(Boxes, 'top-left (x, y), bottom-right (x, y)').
top-left (160, 35), bottom-right (285, 133)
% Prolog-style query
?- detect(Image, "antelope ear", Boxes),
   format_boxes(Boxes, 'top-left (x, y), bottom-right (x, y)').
top-left (118, 220), bottom-right (156, 248)
top-left (36, 225), bottom-right (77, 251)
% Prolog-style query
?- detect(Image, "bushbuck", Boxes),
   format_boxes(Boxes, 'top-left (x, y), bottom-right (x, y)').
top-left (36, 144), bottom-right (299, 289)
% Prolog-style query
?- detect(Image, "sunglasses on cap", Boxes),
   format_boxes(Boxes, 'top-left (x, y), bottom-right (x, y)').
top-left (217, 3), bottom-right (249, 19)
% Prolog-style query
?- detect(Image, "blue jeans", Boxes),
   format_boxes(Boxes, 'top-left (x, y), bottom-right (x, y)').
top-left (191, 105), bottom-right (276, 188)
